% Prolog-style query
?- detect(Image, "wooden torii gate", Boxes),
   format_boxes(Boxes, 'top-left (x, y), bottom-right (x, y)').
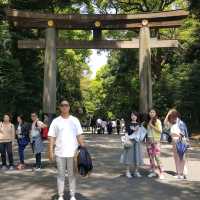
top-left (6, 9), bottom-right (188, 116)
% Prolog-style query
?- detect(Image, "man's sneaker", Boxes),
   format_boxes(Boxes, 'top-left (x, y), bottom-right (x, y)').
top-left (70, 196), bottom-right (77, 200)
top-left (148, 172), bottom-right (157, 178)
top-left (126, 171), bottom-right (133, 178)
top-left (8, 166), bottom-right (15, 170)
top-left (35, 167), bottom-right (42, 172)
top-left (1, 165), bottom-right (8, 171)
top-left (134, 171), bottom-right (142, 178)
top-left (58, 196), bottom-right (64, 200)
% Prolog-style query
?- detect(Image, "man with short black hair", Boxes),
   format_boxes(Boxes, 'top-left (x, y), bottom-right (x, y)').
top-left (48, 100), bottom-right (85, 200)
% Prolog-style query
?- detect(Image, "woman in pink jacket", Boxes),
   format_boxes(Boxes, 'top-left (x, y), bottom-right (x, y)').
top-left (0, 114), bottom-right (15, 170)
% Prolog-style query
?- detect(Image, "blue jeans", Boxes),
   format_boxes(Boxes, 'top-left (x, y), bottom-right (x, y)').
top-left (18, 144), bottom-right (26, 164)
top-left (18, 137), bottom-right (29, 164)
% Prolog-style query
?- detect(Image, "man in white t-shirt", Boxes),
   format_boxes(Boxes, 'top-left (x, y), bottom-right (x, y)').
top-left (48, 100), bottom-right (85, 200)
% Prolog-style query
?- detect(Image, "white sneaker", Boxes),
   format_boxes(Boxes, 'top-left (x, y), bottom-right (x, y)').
top-left (178, 175), bottom-right (184, 180)
top-left (8, 166), bottom-right (15, 170)
top-left (134, 171), bottom-right (142, 178)
top-left (175, 175), bottom-right (184, 180)
top-left (70, 196), bottom-right (77, 200)
top-left (58, 196), bottom-right (64, 200)
top-left (159, 174), bottom-right (165, 180)
top-left (1, 166), bottom-right (8, 171)
top-left (35, 167), bottom-right (42, 172)
top-left (126, 171), bottom-right (133, 178)
top-left (148, 172), bottom-right (157, 178)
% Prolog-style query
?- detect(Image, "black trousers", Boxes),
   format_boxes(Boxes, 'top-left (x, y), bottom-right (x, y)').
top-left (0, 142), bottom-right (14, 166)
top-left (35, 153), bottom-right (41, 168)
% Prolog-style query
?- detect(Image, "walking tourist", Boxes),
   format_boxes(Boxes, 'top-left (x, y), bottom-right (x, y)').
top-left (101, 119), bottom-right (107, 134)
top-left (121, 118), bottom-right (126, 133)
top-left (90, 116), bottom-right (96, 134)
top-left (48, 100), bottom-right (85, 200)
top-left (116, 119), bottom-right (121, 135)
top-left (107, 120), bottom-right (113, 135)
top-left (96, 118), bottom-right (102, 134)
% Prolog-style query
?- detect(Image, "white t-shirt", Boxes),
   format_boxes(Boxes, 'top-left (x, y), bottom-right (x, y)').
top-left (170, 123), bottom-right (181, 137)
top-left (97, 118), bottom-right (102, 125)
top-left (48, 115), bottom-right (83, 157)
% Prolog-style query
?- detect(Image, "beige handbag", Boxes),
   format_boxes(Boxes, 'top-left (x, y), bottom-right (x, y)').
top-left (121, 134), bottom-right (133, 148)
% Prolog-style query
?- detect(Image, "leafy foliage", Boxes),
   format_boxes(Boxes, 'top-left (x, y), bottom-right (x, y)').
top-left (0, 0), bottom-right (200, 131)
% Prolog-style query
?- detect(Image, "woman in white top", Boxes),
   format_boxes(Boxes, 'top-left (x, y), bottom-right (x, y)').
top-left (165, 109), bottom-right (188, 179)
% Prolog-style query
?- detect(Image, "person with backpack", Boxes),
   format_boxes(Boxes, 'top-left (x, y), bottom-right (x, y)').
top-left (147, 109), bottom-right (164, 179)
top-left (16, 115), bottom-right (30, 170)
top-left (165, 109), bottom-right (189, 179)
top-left (30, 112), bottom-right (47, 171)
top-left (48, 100), bottom-right (85, 200)
top-left (0, 113), bottom-right (15, 170)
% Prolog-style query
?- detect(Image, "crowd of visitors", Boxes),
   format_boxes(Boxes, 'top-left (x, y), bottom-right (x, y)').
top-left (82, 117), bottom-right (126, 134)
top-left (0, 103), bottom-right (190, 199)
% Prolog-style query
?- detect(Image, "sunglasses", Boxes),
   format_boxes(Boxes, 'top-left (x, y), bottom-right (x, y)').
top-left (60, 104), bottom-right (69, 107)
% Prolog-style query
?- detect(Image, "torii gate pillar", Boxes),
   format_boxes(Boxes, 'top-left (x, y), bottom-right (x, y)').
top-left (43, 25), bottom-right (57, 116)
top-left (139, 20), bottom-right (152, 113)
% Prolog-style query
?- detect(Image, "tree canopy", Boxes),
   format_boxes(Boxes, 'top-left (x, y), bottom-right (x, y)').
top-left (0, 0), bottom-right (199, 130)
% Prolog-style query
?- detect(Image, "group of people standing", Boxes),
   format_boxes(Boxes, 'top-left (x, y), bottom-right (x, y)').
top-left (0, 112), bottom-right (47, 171)
top-left (89, 117), bottom-right (126, 135)
top-left (0, 105), bottom-right (190, 200)
top-left (121, 108), bottom-right (189, 180)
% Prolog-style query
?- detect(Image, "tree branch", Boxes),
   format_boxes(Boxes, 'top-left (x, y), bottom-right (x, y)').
top-left (109, 0), bottom-right (119, 14)
top-left (117, 0), bottom-right (146, 12)
top-left (161, 0), bottom-right (176, 10)
top-left (142, 0), bottom-right (150, 11)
